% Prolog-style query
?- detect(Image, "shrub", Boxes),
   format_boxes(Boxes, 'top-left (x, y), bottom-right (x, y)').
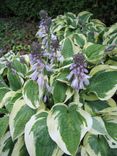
top-left (0, 0), bottom-right (117, 25)
top-left (0, 11), bottom-right (117, 156)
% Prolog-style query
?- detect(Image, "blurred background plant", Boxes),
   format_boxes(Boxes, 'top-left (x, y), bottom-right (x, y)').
top-left (0, 0), bottom-right (117, 55)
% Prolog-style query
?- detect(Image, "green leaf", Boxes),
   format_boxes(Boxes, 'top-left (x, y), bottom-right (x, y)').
top-left (61, 38), bottom-right (74, 58)
top-left (47, 104), bottom-right (92, 155)
top-left (25, 111), bottom-right (63, 156)
top-left (0, 75), bottom-right (7, 88)
top-left (0, 115), bottom-right (9, 139)
top-left (73, 33), bottom-right (87, 48)
top-left (9, 99), bottom-right (35, 140)
top-left (11, 136), bottom-right (29, 156)
top-left (0, 132), bottom-right (14, 156)
top-left (83, 133), bottom-right (117, 156)
top-left (83, 43), bottom-right (105, 63)
top-left (84, 100), bottom-right (113, 115)
top-left (3, 91), bottom-right (22, 112)
top-left (7, 69), bottom-right (24, 91)
top-left (90, 117), bottom-right (108, 135)
top-left (78, 11), bottom-right (93, 24)
top-left (87, 71), bottom-right (117, 100)
top-left (12, 59), bottom-right (28, 78)
top-left (53, 81), bottom-right (67, 103)
top-left (23, 80), bottom-right (40, 109)
top-left (0, 87), bottom-right (10, 108)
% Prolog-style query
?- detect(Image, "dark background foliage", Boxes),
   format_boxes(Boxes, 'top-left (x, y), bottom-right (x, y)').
top-left (0, 0), bottom-right (117, 25)
top-left (0, 0), bottom-right (117, 54)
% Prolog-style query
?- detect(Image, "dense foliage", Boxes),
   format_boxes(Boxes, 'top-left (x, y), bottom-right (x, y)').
top-left (0, 0), bottom-right (117, 25)
top-left (0, 11), bottom-right (117, 156)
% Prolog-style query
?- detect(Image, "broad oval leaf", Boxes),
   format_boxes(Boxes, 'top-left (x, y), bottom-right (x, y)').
top-left (7, 69), bottom-right (24, 91)
top-left (53, 81), bottom-right (67, 103)
top-left (83, 43), bottom-right (105, 63)
top-left (9, 99), bottom-right (35, 140)
top-left (0, 87), bottom-right (10, 108)
top-left (0, 115), bottom-right (9, 139)
top-left (78, 11), bottom-right (93, 24)
top-left (0, 132), bottom-right (14, 156)
top-left (61, 38), bottom-right (74, 58)
top-left (87, 71), bottom-right (117, 100)
top-left (47, 104), bottom-right (92, 156)
top-left (11, 136), bottom-right (29, 156)
top-left (23, 79), bottom-right (40, 109)
top-left (83, 133), bottom-right (117, 156)
top-left (25, 111), bottom-right (63, 156)
top-left (12, 59), bottom-right (28, 78)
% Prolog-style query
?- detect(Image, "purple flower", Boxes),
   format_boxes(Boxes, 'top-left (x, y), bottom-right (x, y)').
top-left (29, 51), bottom-right (51, 93)
top-left (67, 53), bottom-right (90, 91)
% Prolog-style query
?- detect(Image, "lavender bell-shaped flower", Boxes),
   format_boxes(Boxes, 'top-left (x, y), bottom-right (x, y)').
top-left (29, 42), bottom-right (51, 93)
top-left (49, 34), bottom-right (64, 63)
top-left (67, 53), bottom-right (90, 91)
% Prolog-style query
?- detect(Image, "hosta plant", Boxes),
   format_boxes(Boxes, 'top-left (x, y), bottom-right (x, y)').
top-left (0, 11), bottom-right (117, 156)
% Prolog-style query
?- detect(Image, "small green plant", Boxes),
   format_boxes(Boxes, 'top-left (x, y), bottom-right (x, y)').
top-left (0, 11), bottom-right (117, 156)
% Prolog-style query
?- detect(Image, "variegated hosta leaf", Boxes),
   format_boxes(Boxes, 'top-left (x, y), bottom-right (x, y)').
top-left (83, 43), bottom-right (105, 63)
top-left (0, 132), bottom-right (14, 156)
top-left (12, 59), bottom-right (28, 78)
top-left (61, 38), bottom-right (74, 58)
top-left (0, 115), bottom-right (9, 139)
top-left (0, 75), bottom-right (7, 88)
top-left (47, 104), bottom-right (92, 156)
top-left (90, 117), bottom-right (108, 135)
top-left (0, 51), bottom-right (15, 74)
top-left (3, 91), bottom-right (22, 112)
top-left (78, 11), bottom-right (93, 24)
top-left (23, 79), bottom-right (40, 109)
top-left (83, 133), bottom-right (117, 156)
top-left (9, 99), bottom-right (35, 140)
top-left (1, 90), bottom-right (19, 112)
top-left (103, 23), bottom-right (117, 45)
top-left (73, 33), bottom-right (87, 48)
top-left (25, 111), bottom-right (63, 156)
top-left (66, 12), bottom-right (77, 29)
top-left (7, 69), bottom-right (24, 91)
top-left (84, 99), bottom-right (116, 115)
top-left (0, 87), bottom-right (10, 108)
top-left (53, 81), bottom-right (67, 103)
top-left (89, 64), bottom-right (117, 76)
top-left (87, 71), bottom-right (117, 100)
top-left (99, 108), bottom-right (117, 148)
top-left (99, 107), bottom-right (117, 116)
top-left (11, 136), bottom-right (29, 156)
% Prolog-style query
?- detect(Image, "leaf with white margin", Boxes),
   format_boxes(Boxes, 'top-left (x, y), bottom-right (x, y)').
top-left (0, 132), bottom-right (14, 156)
top-left (0, 87), bottom-right (10, 108)
top-left (89, 64), bottom-right (117, 76)
top-left (23, 79), bottom-right (40, 109)
top-left (47, 103), bottom-right (92, 156)
top-left (78, 11), bottom-right (93, 24)
top-left (11, 136), bottom-right (29, 156)
top-left (7, 69), bottom-right (24, 91)
top-left (99, 107), bottom-right (117, 116)
top-left (0, 115), bottom-right (9, 139)
top-left (25, 111), bottom-right (63, 156)
top-left (87, 71), bottom-right (117, 100)
top-left (9, 99), bottom-right (35, 140)
top-left (83, 43), bottom-right (105, 63)
top-left (1, 90), bottom-right (16, 110)
top-left (83, 133), bottom-right (117, 156)
top-left (90, 117), bottom-right (108, 135)
top-left (4, 91), bottom-right (22, 112)
top-left (84, 99), bottom-right (116, 116)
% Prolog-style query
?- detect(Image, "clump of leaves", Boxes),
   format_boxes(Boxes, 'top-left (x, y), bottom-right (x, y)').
top-left (0, 11), bottom-right (117, 156)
